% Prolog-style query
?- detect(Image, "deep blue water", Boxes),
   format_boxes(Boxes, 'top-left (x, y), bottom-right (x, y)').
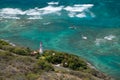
top-left (0, 0), bottom-right (120, 79)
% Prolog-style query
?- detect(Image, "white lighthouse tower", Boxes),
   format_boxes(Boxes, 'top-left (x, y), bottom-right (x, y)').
top-left (39, 42), bottom-right (43, 54)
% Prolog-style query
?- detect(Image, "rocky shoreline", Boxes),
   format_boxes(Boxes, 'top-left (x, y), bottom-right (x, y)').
top-left (0, 39), bottom-right (113, 80)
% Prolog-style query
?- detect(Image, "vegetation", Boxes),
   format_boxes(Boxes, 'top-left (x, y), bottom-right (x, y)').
top-left (0, 39), bottom-right (10, 45)
top-left (0, 39), bottom-right (112, 80)
top-left (33, 59), bottom-right (54, 72)
top-left (41, 50), bottom-right (88, 71)
top-left (0, 39), bottom-right (31, 55)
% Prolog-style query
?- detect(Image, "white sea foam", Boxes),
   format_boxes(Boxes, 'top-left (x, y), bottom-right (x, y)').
top-left (1, 16), bottom-right (20, 19)
top-left (64, 4), bottom-right (93, 12)
top-left (64, 4), bottom-right (94, 18)
top-left (82, 35), bottom-right (88, 40)
top-left (95, 35), bottom-right (116, 46)
top-left (28, 16), bottom-right (42, 20)
top-left (25, 6), bottom-right (63, 16)
top-left (104, 35), bottom-right (116, 40)
top-left (0, 8), bottom-right (25, 15)
top-left (9, 42), bottom-right (16, 46)
top-left (0, 4), bottom-right (94, 19)
top-left (43, 22), bottom-right (51, 25)
top-left (68, 12), bottom-right (76, 17)
top-left (25, 9), bottom-right (40, 15)
top-left (48, 2), bottom-right (59, 5)
top-left (39, 6), bottom-right (63, 15)
top-left (0, 6), bottom-right (63, 19)
top-left (0, 8), bottom-right (24, 19)
top-left (74, 4), bottom-right (94, 7)
top-left (76, 13), bottom-right (86, 18)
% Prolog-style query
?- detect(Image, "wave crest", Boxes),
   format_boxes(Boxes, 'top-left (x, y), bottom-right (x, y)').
top-left (0, 4), bottom-right (94, 19)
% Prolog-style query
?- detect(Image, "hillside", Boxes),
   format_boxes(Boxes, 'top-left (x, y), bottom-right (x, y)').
top-left (0, 39), bottom-right (113, 80)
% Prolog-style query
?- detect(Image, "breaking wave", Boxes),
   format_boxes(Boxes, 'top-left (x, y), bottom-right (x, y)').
top-left (0, 3), bottom-right (94, 19)
top-left (95, 35), bottom-right (116, 46)
top-left (47, 1), bottom-right (59, 5)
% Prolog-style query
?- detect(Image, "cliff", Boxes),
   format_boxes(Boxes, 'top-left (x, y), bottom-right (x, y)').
top-left (0, 39), bottom-right (113, 80)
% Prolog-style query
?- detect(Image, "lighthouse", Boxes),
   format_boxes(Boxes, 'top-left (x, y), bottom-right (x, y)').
top-left (39, 42), bottom-right (43, 54)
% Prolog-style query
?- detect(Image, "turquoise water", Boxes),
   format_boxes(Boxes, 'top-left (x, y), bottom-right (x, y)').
top-left (0, 0), bottom-right (120, 79)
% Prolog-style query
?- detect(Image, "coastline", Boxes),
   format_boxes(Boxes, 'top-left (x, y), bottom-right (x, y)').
top-left (0, 39), bottom-right (113, 80)
top-left (1, 39), bottom-right (16, 46)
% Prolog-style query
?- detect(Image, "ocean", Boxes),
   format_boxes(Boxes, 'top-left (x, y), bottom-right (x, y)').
top-left (0, 0), bottom-right (120, 79)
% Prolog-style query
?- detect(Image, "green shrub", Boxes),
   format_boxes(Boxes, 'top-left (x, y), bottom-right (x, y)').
top-left (62, 57), bottom-right (87, 70)
top-left (12, 47), bottom-right (31, 55)
top-left (0, 39), bottom-right (32, 56)
top-left (0, 45), bottom-right (15, 52)
top-left (0, 40), bottom-right (10, 45)
top-left (41, 50), bottom-right (88, 71)
top-left (45, 54), bottom-right (64, 64)
top-left (34, 59), bottom-right (54, 72)
top-left (43, 50), bottom-right (67, 64)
